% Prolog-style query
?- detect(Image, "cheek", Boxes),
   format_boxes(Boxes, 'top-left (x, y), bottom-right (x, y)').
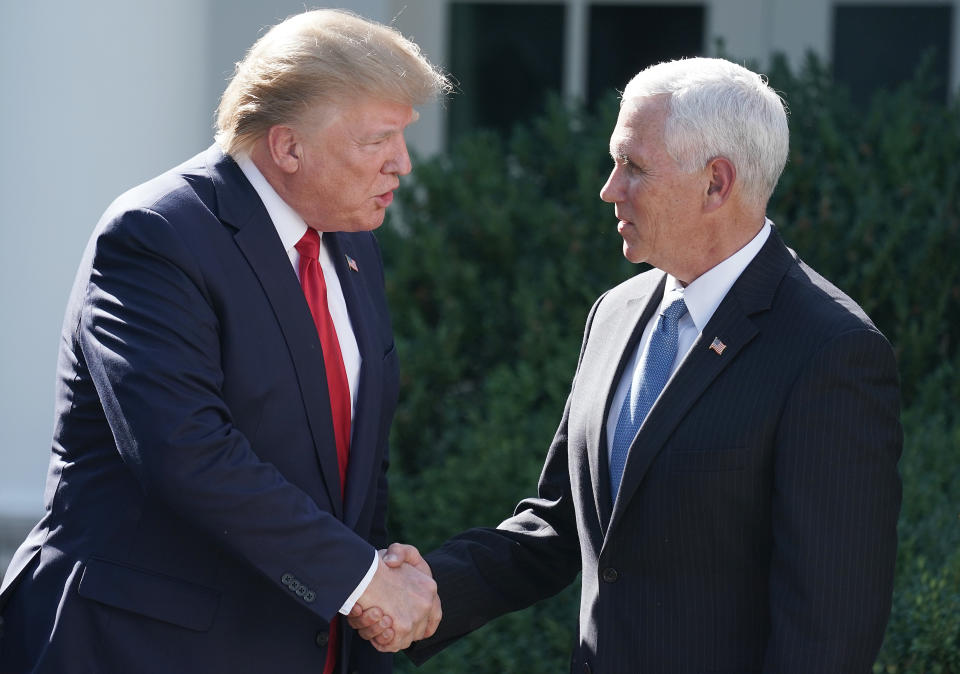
top-left (351, 160), bottom-right (382, 192)
top-left (333, 171), bottom-right (367, 203)
top-left (628, 184), bottom-right (657, 218)
top-left (624, 182), bottom-right (643, 209)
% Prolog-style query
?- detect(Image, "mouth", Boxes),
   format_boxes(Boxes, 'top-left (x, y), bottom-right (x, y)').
top-left (374, 191), bottom-right (394, 208)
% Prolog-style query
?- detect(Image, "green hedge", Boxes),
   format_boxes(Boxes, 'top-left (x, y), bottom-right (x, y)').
top-left (379, 55), bottom-right (960, 673)
top-left (765, 53), bottom-right (960, 406)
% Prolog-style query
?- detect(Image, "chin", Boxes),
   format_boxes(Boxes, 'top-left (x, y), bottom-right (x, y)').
top-left (347, 215), bottom-right (386, 232)
top-left (622, 243), bottom-right (645, 265)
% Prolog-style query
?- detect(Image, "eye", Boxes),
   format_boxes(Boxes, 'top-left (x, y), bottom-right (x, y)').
top-left (360, 134), bottom-right (392, 148)
top-left (616, 155), bottom-right (642, 175)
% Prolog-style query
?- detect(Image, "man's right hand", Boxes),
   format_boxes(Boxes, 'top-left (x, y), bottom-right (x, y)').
top-left (351, 543), bottom-right (441, 652)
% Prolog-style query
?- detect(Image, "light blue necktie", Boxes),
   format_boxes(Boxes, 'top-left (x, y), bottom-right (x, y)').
top-left (609, 293), bottom-right (688, 497)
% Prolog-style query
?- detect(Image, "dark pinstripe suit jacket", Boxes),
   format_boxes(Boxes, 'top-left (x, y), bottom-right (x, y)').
top-left (408, 228), bottom-right (902, 673)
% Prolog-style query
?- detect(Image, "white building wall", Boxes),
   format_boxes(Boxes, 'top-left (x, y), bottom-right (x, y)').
top-left (0, 0), bottom-right (210, 519)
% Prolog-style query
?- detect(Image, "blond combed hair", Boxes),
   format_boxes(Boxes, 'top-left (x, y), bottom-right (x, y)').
top-left (216, 9), bottom-right (450, 156)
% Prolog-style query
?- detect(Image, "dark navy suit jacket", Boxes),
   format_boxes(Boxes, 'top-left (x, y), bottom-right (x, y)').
top-left (409, 230), bottom-right (902, 673)
top-left (0, 146), bottom-right (397, 674)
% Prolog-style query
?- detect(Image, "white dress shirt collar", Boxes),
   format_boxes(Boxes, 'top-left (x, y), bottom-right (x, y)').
top-left (663, 218), bottom-right (772, 332)
top-left (234, 152), bottom-right (311, 249)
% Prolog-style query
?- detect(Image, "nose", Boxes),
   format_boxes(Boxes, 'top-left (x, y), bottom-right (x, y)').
top-left (384, 135), bottom-right (412, 176)
top-left (600, 165), bottom-right (622, 203)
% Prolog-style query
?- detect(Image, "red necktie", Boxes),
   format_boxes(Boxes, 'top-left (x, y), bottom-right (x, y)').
top-left (296, 229), bottom-right (351, 493)
top-left (295, 229), bottom-right (350, 674)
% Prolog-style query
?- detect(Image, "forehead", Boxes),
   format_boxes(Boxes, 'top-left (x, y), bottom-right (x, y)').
top-left (302, 98), bottom-right (416, 138)
top-left (609, 95), bottom-right (669, 156)
top-left (346, 98), bottom-right (417, 130)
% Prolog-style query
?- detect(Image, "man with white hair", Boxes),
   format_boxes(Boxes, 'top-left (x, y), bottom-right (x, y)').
top-left (0, 9), bottom-right (447, 674)
top-left (356, 57), bottom-right (902, 673)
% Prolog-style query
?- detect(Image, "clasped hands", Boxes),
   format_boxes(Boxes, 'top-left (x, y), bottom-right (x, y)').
top-left (347, 543), bottom-right (440, 652)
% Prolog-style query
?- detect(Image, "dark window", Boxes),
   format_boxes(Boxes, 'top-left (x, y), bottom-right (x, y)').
top-left (588, 4), bottom-right (705, 105)
top-left (447, 3), bottom-right (565, 140)
top-left (833, 4), bottom-right (953, 104)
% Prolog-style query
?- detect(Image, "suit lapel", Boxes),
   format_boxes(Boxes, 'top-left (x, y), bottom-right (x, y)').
top-left (324, 233), bottom-right (383, 527)
top-left (207, 147), bottom-right (344, 517)
top-left (605, 231), bottom-right (796, 538)
top-left (588, 274), bottom-right (666, 532)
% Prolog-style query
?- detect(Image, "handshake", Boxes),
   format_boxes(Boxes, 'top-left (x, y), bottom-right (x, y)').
top-left (347, 543), bottom-right (441, 652)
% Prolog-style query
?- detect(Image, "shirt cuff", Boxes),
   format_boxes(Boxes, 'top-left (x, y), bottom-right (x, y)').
top-left (338, 550), bottom-right (379, 615)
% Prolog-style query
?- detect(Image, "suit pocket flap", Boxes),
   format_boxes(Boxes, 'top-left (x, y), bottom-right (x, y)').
top-left (669, 447), bottom-right (746, 472)
top-left (78, 557), bottom-right (219, 631)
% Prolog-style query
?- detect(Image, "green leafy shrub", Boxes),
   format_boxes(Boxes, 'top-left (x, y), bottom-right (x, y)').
top-left (380, 55), bottom-right (960, 672)
top-left (380, 100), bottom-right (623, 673)
top-left (766, 53), bottom-right (960, 404)
top-left (873, 362), bottom-right (960, 674)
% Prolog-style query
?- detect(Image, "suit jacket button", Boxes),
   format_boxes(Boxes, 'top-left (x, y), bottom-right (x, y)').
top-left (601, 567), bottom-right (619, 583)
top-left (315, 631), bottom-right (329, 648)
top-left (584, 662), bottom-right (593, 674)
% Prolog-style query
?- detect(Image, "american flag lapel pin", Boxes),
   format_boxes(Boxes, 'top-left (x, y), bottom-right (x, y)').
top-left (709, 337), bottom-right (727, 355)
top-left (345, 254), bottom-right (359, 272)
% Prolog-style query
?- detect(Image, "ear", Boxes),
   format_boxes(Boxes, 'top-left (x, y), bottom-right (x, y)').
top-left (703, 156), bottom-right (736, 212)
top-left (265, 124), bottom-right (301, 175)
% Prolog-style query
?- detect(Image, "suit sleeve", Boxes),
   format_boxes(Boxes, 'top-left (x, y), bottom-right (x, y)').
top-left (764, 328), bottom-right (902, 672)
top-left (407, 401), bottom-right (583, 663)
top-left (79, 207), bottom-right (374, 621)
top-left (407, 294), bottom-right (611, 664)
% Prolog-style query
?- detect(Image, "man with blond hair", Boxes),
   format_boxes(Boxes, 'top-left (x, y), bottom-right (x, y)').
top-left (0, 9), bottom-right (447, 673)
top-left (356, 57), bottom-right (902, 673)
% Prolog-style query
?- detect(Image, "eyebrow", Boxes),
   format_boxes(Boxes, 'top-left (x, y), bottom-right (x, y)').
top-left (609, 138), bottom-right (630, 161)
top-left (609, 146), bottom-right (632, 163)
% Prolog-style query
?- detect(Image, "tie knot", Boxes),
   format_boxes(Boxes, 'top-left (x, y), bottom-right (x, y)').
top-left (660, 295), bottom-right (687, 329)
top-left (295, 228), bottom-right (321, 259)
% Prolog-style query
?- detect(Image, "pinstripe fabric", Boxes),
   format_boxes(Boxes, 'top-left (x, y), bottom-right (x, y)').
top-left (409, 229), bottom-right (902, 674)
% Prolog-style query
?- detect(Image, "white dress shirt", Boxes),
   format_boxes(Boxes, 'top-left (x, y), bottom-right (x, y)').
top-left (605, 221), bottom-right (772, 462)
top-left (235, 153), bottom-right (377, 615)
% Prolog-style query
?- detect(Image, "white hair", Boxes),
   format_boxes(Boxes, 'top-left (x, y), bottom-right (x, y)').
top-left (623, 57), bottom-right (789, 209)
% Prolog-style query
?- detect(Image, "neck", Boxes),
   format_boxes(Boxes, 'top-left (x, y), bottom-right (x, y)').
top-left (676, 211), bottom-right (766, 284)
top-left (249, 142), bottom-right (287, 199)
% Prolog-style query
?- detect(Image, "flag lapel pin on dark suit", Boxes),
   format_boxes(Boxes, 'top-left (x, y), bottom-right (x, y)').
top-left (709, 337), bottom-right (727, 355)
top-left (345, 255), bottom-right (359, 272)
